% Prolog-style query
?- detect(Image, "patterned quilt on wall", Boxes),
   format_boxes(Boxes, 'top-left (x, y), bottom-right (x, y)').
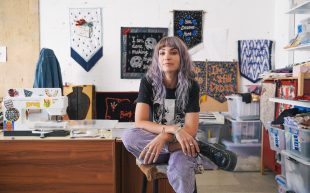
top-left (238, 40), bottom-right (273, 83)
top-left (96, 92), bottom-right (138, 122)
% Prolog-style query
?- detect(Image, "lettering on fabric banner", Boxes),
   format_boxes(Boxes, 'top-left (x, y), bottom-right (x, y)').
top-left (192, 61), bottom-right (207, 98)
top-left (173, 10), bottom-right (203, 50)
top-left (96, 92), bottom-right (138, 122)
top-left (238, 40), bottom-right (273, 83)
top-left (69, 8), bottom-right (103, 72)
top-left (206, 61), bottom-right (238, 103)
top-left (121, 27), bottom-right (168, 79)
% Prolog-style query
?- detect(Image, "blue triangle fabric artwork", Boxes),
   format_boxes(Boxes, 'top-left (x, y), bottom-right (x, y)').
top-left (238, 40), bottom-right (273, 83)
top-left (70, 8), bottom-right (103, 72)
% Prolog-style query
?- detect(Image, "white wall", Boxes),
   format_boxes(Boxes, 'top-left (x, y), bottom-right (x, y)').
top-left (40, 0), bottom-right (276, 92)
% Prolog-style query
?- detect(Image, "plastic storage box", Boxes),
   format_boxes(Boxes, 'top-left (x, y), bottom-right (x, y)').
top-left (197, 124), bottom-right (222, 144)
top-left (226, 118), bottom-right (261, 143)
top-left (226, 95), bottom-right (260, 120)
top-left (284, 124), bottom-right (310, 161)
top-left (275, 175), bottom-right (288, 193)
top-left (222, 139), bottom-right (261, 171)
top-left (268, 126), bottom-right (286, 152)
top-left (282, 150), bottom-right (310, 193)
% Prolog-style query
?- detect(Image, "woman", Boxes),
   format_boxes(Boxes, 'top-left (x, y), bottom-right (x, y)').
top-left (122, 36), bottom-right (236, 193)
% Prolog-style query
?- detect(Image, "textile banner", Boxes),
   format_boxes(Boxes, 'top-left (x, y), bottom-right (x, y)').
top-left (70, 8), bottom-right (102, 72)
top-left (173, 10), bottom-right (203, 50)
top-left (96, 92), bottom-right (138, 122)
top-left (260, 83), bottom-right (276, 129)
top-left (238, 40), bottom-right (273, 83)
top-left (121, 27), bottom-right (168, 79)
top-left (206, 61), bottom-right (238, 103)
top-left (192, 61), bottom-right (207, 100)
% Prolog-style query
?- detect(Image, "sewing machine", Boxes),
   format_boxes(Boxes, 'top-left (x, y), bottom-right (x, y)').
top-left (2, 88), bottom-right (68, 136)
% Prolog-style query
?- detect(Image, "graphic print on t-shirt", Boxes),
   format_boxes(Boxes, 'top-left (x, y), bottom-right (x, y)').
top-left (153, 99), bottom-right (185, 126)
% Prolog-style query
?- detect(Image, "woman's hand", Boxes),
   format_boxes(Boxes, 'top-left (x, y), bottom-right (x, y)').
top-left (175, 129), bottom-right (200, 157)
top-left (139, 134), bottom-right (167, 164)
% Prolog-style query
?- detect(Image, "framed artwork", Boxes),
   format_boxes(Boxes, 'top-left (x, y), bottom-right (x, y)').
top-left (238, 40), bottom-right (273, 83)
top-left (121, 27), bottom-right (168, 79)
top-left (173, 10), bottom-right (203, 49)
top-left (206, 61), bottom-right (238, 103)
top-left (96, 92), bottom-right (138, 122)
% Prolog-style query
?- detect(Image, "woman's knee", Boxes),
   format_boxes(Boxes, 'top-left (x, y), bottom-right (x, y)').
top-left (167, 152), bottom-right (196, 176)
top-left (122, 128), bottom-right (144, 149)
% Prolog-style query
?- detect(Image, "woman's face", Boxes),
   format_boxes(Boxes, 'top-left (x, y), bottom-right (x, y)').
top-left (158, 46), bottom-right (180, 74)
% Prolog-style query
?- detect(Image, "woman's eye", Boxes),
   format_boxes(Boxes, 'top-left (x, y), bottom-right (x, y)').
top-left (171, 51), bottom-right (178, 55)
top-left (159, 52), bottom-right (165, 55)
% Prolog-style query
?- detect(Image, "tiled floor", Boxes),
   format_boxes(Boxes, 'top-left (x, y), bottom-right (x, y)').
top-left (196, 170), bottom-right (278, 193)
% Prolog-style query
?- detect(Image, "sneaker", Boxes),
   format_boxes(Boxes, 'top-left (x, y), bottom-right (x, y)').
top-left (197, 141), bottom-right (237, 171)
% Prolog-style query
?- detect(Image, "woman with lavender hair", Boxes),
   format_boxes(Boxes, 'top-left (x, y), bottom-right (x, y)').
top-left (122, 36), bottom-right (236, 193)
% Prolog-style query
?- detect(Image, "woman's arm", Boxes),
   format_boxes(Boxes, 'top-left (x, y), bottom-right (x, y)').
top-left (135, 102), bottom-right (176, 141)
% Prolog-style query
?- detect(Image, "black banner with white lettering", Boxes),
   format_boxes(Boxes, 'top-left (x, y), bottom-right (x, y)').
top-left (173, 10), bottom-right (203, 49)
top-left (121, 27), bottom-right (168, 79)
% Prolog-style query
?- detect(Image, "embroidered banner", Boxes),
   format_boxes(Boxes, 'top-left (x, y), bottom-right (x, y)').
top-left (192, 61), bottom-right (207, 98)
top-left (238, 40), bottom-right (273, 83)
top-left (206, 61), bottom-right (238, 103)
top-left (121, 27), bottom-right (168, 79)
top-left (96, 92), bottom-right (138, 122)
top-left (70, 8), bottom-right (102, 72)
top-left (173, 10), bottom-right (203, 49)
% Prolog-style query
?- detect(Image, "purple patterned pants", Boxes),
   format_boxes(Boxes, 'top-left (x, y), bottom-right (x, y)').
top-left (122, 128), bottom-right (198, 193)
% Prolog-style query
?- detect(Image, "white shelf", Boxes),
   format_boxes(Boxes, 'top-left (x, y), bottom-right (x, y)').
top-left (287, 0), bottom-right (310, 14)
top-left (269, 97), bottom-right (310, 108)
top-left (285, 44), bottom-right (310, 51)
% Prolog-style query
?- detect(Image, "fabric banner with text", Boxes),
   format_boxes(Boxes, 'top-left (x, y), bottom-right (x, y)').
top-left (96, 92), bottom-right (138, 122)
top-left (173, 10), bottom-right (203, 50)
top-left (121, 27), bottom-right (168, 79)
top-left (206, 61), bottom-right (238, 103)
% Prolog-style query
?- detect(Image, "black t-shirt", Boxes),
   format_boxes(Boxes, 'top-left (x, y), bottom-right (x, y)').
top-left (136, 76), bottom-right (200, 126)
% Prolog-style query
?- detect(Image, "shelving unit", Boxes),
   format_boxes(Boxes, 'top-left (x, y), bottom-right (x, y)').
top-left (261, 0), bottom-right (310, 176)
top-left (269, 97), bottom-right (310, 108)
top-left (287, 0), bottom-right (310, 14)
top-left (285, 43), bottom-right (310, 51)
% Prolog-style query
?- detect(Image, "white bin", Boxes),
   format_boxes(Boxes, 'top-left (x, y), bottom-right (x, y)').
top-left (284, 124), bottom-right (310, 161)
top-left (282, 150), bottom-right (310, 193)
top-left (226, 118), bottom-right (261, 143)
top-left (226, 95), bottom-right (260, 120)
top-left (268, 126), bottom-right (286, 152)
top-left (222, 139), bottom-right (261, 171)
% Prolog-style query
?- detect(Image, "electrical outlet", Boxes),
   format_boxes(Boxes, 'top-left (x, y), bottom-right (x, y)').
top-left (0, 46), bottom-right (7, 63)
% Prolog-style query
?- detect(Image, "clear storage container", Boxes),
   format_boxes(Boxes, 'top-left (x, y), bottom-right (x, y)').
top-left (284, 124), bottom-right (310, 161)
top-left (282, 150), bottom-right (310, 193)
top-left (275, 175), bottom-right (288, 193)
top-left (226, 118), bottom-right (261, 143)
top-left (222, 139), bottom-right (261, 171)
top-left (197, 124), bottom-right (222, 144)
top-left (226, 95), bottom-right (260, 120)
top-left (268, 126), bottom-right (286, 152)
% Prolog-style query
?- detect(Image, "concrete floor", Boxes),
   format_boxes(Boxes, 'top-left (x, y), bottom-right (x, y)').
top-left (196, 170), bottom-right (278, 193)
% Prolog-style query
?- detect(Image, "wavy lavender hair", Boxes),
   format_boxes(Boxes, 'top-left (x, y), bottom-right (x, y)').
top-left (146, 36), bottom-right (195, 112)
